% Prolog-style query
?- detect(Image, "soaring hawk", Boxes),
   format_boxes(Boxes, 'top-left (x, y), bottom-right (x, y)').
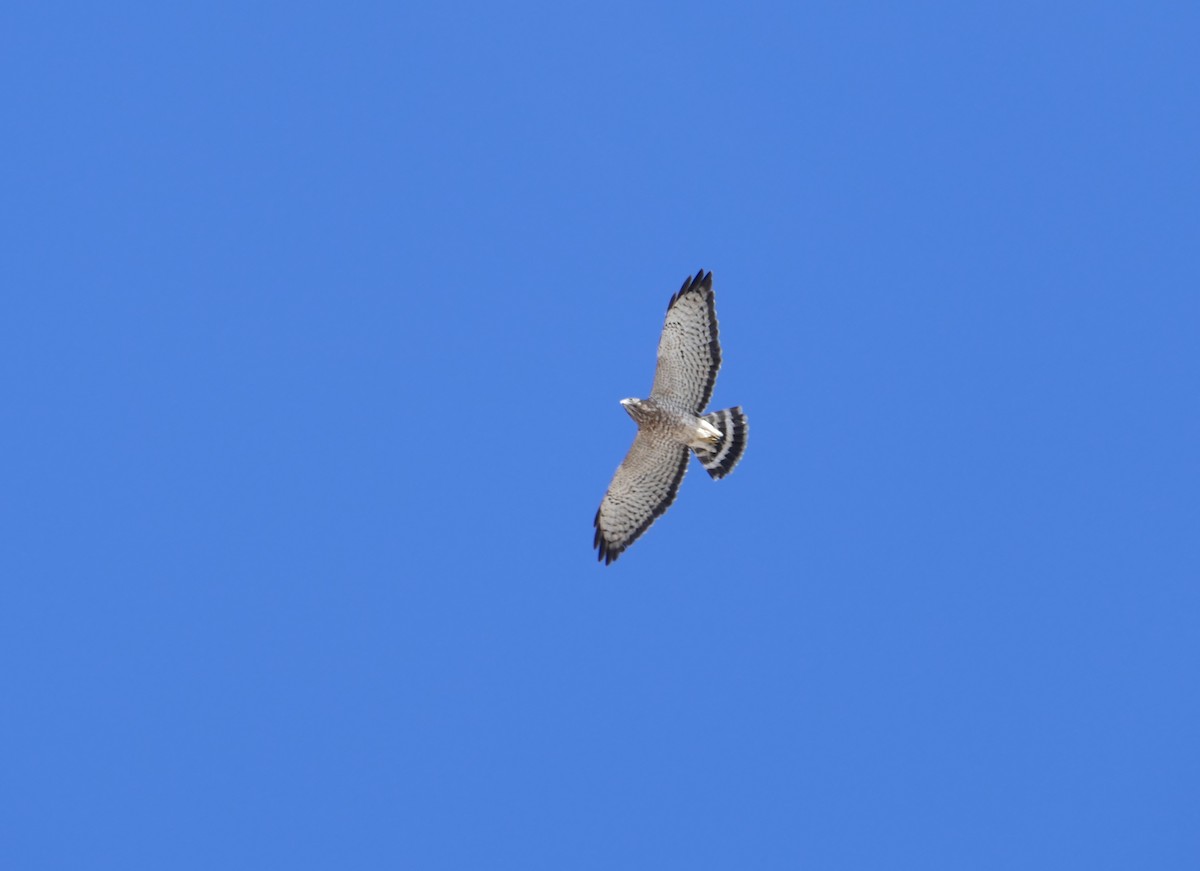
top-left (593, 270), bottom-right (748, 564)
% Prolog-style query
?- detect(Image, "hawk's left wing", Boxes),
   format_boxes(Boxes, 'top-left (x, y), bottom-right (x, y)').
top-left (649, 270), bottom-right (721, 413)
top-left (594, 430), bottom-right (690, 565)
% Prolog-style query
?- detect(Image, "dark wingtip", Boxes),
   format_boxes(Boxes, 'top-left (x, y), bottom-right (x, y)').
top-left (667, 269), bottom-right (713, 312)
top-left (594, 510), bottom-right (622, 565)
top-left (596, 538), bottom-right (621, 566)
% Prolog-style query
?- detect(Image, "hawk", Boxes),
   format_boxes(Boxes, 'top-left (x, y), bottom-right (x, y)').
top-left (594, 270), bottom-right (748, 564)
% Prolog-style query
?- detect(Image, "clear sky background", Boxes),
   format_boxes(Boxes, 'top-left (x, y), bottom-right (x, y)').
top-left (4, 3), bottom-right (1198, 869)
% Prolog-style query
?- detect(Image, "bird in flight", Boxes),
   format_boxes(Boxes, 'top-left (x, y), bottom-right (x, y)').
top-left (594, 270), bottom-right (748, 565)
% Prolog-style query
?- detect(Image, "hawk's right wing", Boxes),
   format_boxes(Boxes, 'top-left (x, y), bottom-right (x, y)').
top-left (649, 270), bottom-right (721, 413)
top-left (594, 430), bottom-right (690, 565)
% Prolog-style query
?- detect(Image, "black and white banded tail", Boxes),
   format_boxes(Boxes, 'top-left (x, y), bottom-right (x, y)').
top-left (693, 407), bottom-right (748, 479)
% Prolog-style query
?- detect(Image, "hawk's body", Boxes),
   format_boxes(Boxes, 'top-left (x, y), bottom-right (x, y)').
top-left (594, 271), bottom-right (748, 565)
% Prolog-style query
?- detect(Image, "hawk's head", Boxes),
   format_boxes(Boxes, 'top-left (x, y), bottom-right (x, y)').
top-left (620, 397), bottom-right (651, 424)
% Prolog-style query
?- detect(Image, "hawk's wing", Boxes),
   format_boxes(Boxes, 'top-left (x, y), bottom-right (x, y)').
top-left (594, 430), bottom-right (690, 565)
top-left (649, 270), bottom-right (721, 414)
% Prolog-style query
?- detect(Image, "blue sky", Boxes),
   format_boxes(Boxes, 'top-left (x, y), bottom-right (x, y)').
top-left (4, 3), bottom-right (1198, 868)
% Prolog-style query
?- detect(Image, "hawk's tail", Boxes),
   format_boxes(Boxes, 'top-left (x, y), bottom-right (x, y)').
top-left (694, 407), bottom-right (748, 480)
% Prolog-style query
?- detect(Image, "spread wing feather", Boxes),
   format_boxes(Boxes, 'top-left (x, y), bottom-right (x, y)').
top-left (594, 430), bottom-right (689, 565)
top-left (650, 270), bottom-right (721, 413)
